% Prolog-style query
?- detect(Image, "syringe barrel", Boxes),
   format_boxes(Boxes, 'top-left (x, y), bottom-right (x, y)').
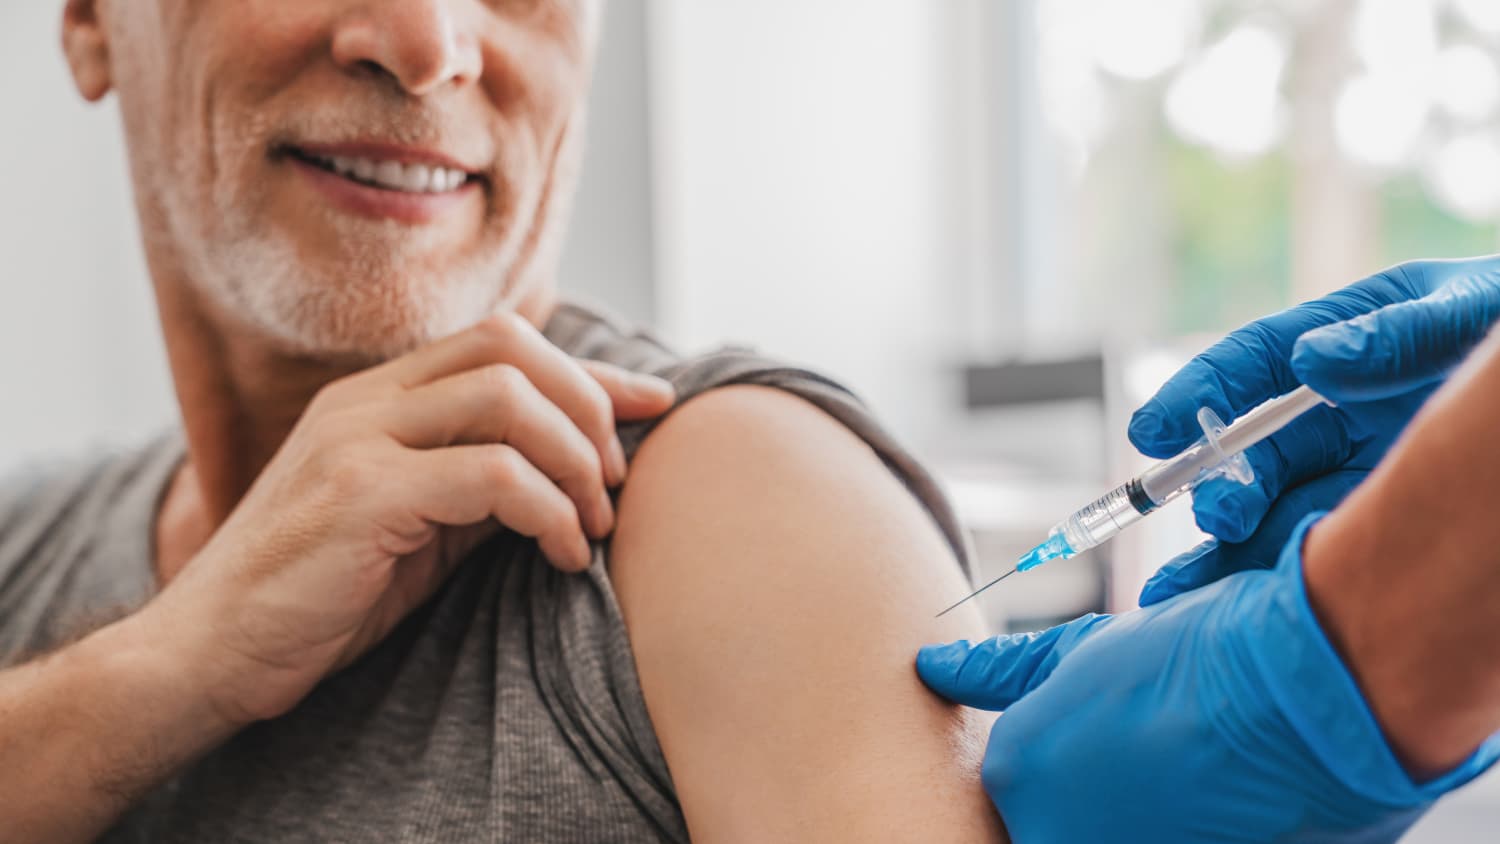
top-left (1057, 482), bottom-right (1148, 553)
top-left (1139, 441), bottom-right (1218, 504)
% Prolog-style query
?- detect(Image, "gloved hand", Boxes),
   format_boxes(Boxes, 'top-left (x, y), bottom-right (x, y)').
top-left (917, 516), bottom-right (1500, 844)
top-left (1131, 256), bottom-right (1500, 605)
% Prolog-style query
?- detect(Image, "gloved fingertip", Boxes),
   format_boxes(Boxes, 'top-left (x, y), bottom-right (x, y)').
top-left (1137, 540), bottom-right (1218, 606)
top-left (1137, 578), bottom-right (1175, 607)
top-left (1290, 326), bottom-right (1364, 395)
top-left (1137, 571), bottom-right (1174, 606)
top-left (1199, 504), bottom-right (1253, 546)
top-left (917, 634), bottom-right (1046, 710)
top-left (1128, 399), bottom-right (1193, 458)
top-left (1126, 405), bottom-right (1163, 452)
top-left (1294, 319), bottom-right (1368, 360)
top-left (1128, 398), bottom-right (1200, 458)
top-left (1139, 566), bottom-right (1199, 607)
top-left (915, 640), bottom-right (972, 696)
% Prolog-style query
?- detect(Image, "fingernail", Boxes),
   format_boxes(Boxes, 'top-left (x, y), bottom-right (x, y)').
top-left (572, 535), bottom-right (594, 571)
top-left (607, 437), bottom-right (628, 486)
top-left (630, 373), bottom-right (676, 401)
top-left (581, 495), bottom-right (607, 539)
top-left (596, 490), bottom-right (616, 535)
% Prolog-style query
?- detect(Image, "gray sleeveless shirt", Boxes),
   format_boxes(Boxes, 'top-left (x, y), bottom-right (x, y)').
top-left (0, 302), bottom-right (973, 842)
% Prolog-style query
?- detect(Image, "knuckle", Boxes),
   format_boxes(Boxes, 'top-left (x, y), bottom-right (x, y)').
top-left (479, 363), bottom-right (528, 404)
top-left (572, 445), bottom-right (606, 488)
top-left (480, 445), bottom-right (524, 487)
top-left (471, 317), bottom-right (512, 357)
top-left (576, 379), bottom-right (616, 438)
top-left (480, 367), bottom-right (534, 425)
top-left (558, 449), bottom-right (606, 500)
top-left (318, 446), bottom-right (373, 497)
top-left (475, 312), bottom-right (529, 354)
top-left (308, 379), bottom-right (351, 414)
top-left (303, 406), bottom-right (366, 447)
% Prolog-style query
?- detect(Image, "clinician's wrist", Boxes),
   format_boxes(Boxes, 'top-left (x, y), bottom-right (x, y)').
top-left (1303, 505), bottom-right (1498, 781)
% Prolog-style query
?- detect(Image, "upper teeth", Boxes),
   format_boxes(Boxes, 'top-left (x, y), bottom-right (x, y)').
top-left (314, 154), bottom-right (470, 193)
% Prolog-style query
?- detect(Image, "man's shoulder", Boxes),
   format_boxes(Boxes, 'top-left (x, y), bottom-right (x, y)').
top-left (0, 434), bottom-right (179, 551)
top-left (603, 384), bottom-right (1002, 840)
top-left (610, 382), bottom-right (958, 582)
top-left (608, 379), bottom-right (976, 661)
top-left (0, 434), bottom-right (178, 664)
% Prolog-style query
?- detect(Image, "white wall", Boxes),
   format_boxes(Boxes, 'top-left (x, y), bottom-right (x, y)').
top-left (561, 0), bottom-right (658, 325)
top-left (0, 4), bottom-right (173, 471)
top-left (647, 0), bottom-right (982, 445)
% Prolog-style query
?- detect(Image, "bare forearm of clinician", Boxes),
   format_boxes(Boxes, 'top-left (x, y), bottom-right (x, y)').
top-left (1306, 326), bottom-right (1500, 780)
top-left (0, 606), bottom-right (240, 844)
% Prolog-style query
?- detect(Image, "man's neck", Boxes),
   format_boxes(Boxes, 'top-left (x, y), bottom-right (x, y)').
top-left (155, 279), bottom-right (363, 524)
top-left (149, 274), bottom-right (557, 584)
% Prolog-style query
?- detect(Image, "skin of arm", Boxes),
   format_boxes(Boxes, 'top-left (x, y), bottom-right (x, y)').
top-left (1306, 328), bottom-right (1500, 779)
top-left (610, 385), bottom-right (1007, 842)
top-left (0, 608), bottom-right (237, 844)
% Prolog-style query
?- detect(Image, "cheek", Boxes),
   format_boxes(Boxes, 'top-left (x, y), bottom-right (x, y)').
top-left (216, 2), bottom-right (334, 83)
top-left (193, 7), bottom-right (337, 208)
top-left (487, 53), bottom-right (589, 228)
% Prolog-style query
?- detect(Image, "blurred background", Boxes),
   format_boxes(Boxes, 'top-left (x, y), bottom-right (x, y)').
top-left (2, 0), bottom-right (1497, 836)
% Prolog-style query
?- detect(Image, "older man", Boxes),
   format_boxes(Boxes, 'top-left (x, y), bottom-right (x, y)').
top-left (0, 1), bottom-right (1000, 841)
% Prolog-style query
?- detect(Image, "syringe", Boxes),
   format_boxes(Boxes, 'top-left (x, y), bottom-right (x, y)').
top-left (935, 385), bottom-right (1332, 617)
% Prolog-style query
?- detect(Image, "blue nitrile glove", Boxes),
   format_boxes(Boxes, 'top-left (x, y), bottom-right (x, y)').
top-left (1130, 256), bottom-right (1500, 606)
top-left (917, 516), bottom-right (1500, 844)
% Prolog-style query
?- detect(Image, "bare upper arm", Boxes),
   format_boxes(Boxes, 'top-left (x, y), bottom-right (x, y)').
top-left (611, 385), bottom-right (1006, 843)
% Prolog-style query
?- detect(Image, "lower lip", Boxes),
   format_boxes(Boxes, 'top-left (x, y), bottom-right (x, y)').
top-left (287, 156), bottom-right (478, 224)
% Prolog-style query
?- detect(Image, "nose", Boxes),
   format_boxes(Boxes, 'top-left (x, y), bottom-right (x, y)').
top-left (331, 0), bottom-right (483, 96)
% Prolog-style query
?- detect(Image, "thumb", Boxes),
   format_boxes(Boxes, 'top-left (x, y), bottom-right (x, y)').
top-left (916, 614), bottom-right (1112, 710)
top-left (1292, 274), bottom-right (1500, 403)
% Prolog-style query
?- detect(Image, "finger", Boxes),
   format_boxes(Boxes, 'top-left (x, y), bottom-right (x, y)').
top-left (382, 315), bottom-right (629, 484)
top-left (1128, 271), bottom-right (1417, 458)
top-left (389, 364), bottom-right (615, 539)
top-left (1138, 469), bottom-right (1366, 606)
top-left (916, 614), bottom-right (1112, 710)
top-left (578, 360), bottom-right (677, 421)
top-left (382, 522), bottom-right (499, 620)
top-left (1292, 271), bottom-right (1500, 403)
top-left (1137, 539), bottom-right (1249, 607)
top-left (1189, 405), bottom-right (1352, 543)
top-left (405, 444), bottom-right (593, 572)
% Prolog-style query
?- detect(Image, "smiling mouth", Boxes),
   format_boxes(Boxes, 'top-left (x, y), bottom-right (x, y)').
top-left (282, 146), bottom-right (478, 195)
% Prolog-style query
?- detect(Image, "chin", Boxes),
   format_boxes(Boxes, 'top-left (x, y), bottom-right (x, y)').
top-left (208, 235), bottom-right (510, 361)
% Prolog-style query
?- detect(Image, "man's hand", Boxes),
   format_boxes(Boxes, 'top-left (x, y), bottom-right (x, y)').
top-left (146, 313), bottom-right (675, 726)
top-left (1130, 256), bottom-right (1500, 605)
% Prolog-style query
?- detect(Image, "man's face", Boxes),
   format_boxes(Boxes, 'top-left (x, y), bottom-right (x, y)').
top-left (69, 0), bottom-right (596, 358)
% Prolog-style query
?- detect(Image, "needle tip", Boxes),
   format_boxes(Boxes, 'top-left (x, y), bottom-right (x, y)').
top-left (932, 567), bottom-right (1018, 618)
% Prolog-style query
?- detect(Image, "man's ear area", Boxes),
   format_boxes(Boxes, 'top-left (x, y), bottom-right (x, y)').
top-left (62, 0), bottom-right (112, 101)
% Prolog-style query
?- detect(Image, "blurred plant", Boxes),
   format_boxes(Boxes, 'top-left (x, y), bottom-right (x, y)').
top-left (1037, 0), bottom-right (1500, 223)
top-left (1033, 0), bottom-right (1500, 337)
